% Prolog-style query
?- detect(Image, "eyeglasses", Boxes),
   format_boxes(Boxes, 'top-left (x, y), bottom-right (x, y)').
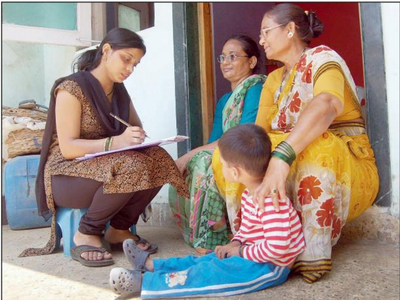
top-left (259, 23), bottom-right (285, 40)
top-left (217, 54), bottom-right (249, 63)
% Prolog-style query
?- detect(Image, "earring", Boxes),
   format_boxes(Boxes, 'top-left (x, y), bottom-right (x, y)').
top-left (288, 32), bottom-right (294, 38)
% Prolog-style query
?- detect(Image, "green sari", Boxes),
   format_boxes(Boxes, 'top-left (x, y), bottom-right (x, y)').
top-left (168, 75), bottom-right (266, 252)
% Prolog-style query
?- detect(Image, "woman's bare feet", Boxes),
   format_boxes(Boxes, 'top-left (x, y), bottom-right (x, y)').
top-left (73, 231), bottom-right (112, 261)
top-left (104, 226), bottom-right (151, 251)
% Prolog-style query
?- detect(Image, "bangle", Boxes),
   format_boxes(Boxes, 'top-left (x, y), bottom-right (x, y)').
top-left (109, 136), bottom-right (114, 151)
top-left (104, 137), bottom-right (111, 151)
top-left (104, 137), bottom-right (108, 151)
top-left (272, 141), bottom-right (296, 166)
top-left (279, 141), bottom-right (296, 160)
top-left (272, 150), bottom-right (293, 166)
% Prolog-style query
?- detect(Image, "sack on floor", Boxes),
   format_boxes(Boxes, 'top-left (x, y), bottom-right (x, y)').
top-left (2, 106), bottom-right (47, 161)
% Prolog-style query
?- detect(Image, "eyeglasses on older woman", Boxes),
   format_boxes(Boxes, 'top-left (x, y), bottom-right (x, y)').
top-left (217, 54), bottom-right (249, 63)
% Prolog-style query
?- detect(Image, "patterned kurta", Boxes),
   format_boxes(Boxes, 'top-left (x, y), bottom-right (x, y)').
top-left (20, 80), bottom-right (188, 257)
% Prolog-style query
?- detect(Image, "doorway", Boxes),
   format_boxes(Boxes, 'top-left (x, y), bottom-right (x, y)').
top-left (173, 3), bottom-right (390, 207)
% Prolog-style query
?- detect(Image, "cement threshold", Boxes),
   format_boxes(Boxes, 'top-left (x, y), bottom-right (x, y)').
top-left (2, 225), bottom-right (399, 300)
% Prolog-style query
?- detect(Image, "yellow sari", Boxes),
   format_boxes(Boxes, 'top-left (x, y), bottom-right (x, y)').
top-left (212, 45), bottom-right (379, 283)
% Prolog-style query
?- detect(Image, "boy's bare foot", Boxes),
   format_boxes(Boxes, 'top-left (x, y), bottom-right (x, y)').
top-left (145, 257), bottom-right (154, 272)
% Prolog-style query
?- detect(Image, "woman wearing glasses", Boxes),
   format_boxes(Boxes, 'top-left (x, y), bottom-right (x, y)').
top-left (213, 3), bottom-right (378, 283)
top-left (169, 35), bottom-right (266, 253)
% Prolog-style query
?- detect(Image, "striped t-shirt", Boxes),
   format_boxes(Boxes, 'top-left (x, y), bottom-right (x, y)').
top-left (232, 189), bottom-right (305, 266)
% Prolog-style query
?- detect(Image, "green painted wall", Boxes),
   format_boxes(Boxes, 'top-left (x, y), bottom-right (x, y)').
top-left (2, 3), bottom-right (77, 30)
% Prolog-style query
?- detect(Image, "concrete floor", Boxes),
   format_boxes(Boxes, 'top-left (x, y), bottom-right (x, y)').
top-left (2, 224), bottom-right (399, 300)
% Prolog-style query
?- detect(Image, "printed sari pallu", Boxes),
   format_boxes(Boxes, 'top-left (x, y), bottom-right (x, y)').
top-left (169, 75), bottom-right (266, 253)
top-left (212, 45), bottom-right (379, 283)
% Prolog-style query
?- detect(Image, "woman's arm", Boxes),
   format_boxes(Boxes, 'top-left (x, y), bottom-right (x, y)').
top-left (255, 70), bottom-right (283, 131)
top-left (128, 101), bottom-right (142, 127)
top-left (254, 92), bottom-right (344, 212)
top-left (208, 93), bottom-right (229, 143)
top-left (176, 93), bottom-right (229, 174)
top-left (286, 92), bottom-right (343, 154)
top-left (239, 82), bottom-right (263, 125)
top-left (56, 90), bottom-right (108, 159)
top-left (175, 140), bottom-right (218, 174)
top-left (56, 90), bottom-right (146, 159)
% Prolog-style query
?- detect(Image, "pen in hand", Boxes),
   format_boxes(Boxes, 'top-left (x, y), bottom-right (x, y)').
top-left (110, 112), bottom-right (150, 138)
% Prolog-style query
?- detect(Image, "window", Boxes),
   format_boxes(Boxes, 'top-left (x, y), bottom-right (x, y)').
top-left (2, 3), bottom-right (92, 47)
top-left (106, 3), bottom-right (154, 32)
top-left (2, 3), bottom-right (90, 108)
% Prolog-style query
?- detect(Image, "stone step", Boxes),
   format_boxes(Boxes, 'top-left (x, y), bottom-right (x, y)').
top-left (139, 203), bottom-right (400, 244)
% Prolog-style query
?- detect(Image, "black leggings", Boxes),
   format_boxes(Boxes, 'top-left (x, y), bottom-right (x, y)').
top-left (51, 175), bottom-right (161, 235)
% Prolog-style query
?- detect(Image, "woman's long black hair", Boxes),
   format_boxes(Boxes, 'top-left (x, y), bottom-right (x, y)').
top-left (73, 28), bottom-right (146, 72)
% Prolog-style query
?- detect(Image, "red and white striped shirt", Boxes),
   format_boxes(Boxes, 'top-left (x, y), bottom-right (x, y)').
top-left (232, 189), bottom-right (305, 266)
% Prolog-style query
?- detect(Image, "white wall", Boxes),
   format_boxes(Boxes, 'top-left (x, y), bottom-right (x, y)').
top-left (2, 41), bottom-right (45, 107)
top-left (381, 3), bottom-right (399, 217)
top-left (43, 44), bottom-right (76, 103)
top-left (2, 41), bottom-right (76, 108)
top-left (123, 3), bottom-right (178, 203)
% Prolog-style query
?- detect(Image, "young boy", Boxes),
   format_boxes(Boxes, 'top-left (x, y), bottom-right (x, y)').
top-left (110, 124), bottom-right (305, 298)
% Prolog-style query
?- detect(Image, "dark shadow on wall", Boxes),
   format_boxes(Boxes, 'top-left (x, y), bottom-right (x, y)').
top-left (212, 3), bottom-right (273, 100)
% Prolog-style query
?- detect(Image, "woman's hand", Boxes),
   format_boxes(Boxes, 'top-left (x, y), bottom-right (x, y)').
top-left (175, 153), bottom-right (192, 175)
top-left (112, 126), bottom-right (146, 149)
top-left (175, 140), bottom-right (218, 175)
top-left (253, 157), bottom-right (290, 213)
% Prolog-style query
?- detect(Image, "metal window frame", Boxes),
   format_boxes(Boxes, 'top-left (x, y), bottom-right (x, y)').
top-left (2, 3), bottom-right (92, 47)
top-left (106, 2), bottom-right (154, 32)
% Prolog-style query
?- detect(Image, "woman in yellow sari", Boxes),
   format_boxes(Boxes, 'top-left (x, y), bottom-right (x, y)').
top-left (212, 4), bottom-right (379, 283)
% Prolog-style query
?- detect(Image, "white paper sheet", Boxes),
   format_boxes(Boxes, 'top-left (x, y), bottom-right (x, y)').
top-left (76, 135), bottom-right (189, 161)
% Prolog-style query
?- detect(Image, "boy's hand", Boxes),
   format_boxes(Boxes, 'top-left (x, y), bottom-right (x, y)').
top-left (214, 242), bottom-right (241, 259)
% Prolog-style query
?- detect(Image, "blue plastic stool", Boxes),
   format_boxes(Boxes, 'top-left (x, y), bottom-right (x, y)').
top-left (55, 207), bottom-right (136, 257)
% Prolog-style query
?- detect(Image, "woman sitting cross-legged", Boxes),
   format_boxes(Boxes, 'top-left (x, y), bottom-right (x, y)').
top-left (168, 34), bottom-right (266, 253)
top-left (212, 4), bottom-right (379, 283)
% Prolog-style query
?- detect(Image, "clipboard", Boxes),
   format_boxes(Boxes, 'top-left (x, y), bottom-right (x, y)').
top-left (76, 135), bottom-right (189, 161)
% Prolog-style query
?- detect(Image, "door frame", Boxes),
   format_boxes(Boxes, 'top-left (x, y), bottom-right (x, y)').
top-left (173, 3), bottom-right (391, 207)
